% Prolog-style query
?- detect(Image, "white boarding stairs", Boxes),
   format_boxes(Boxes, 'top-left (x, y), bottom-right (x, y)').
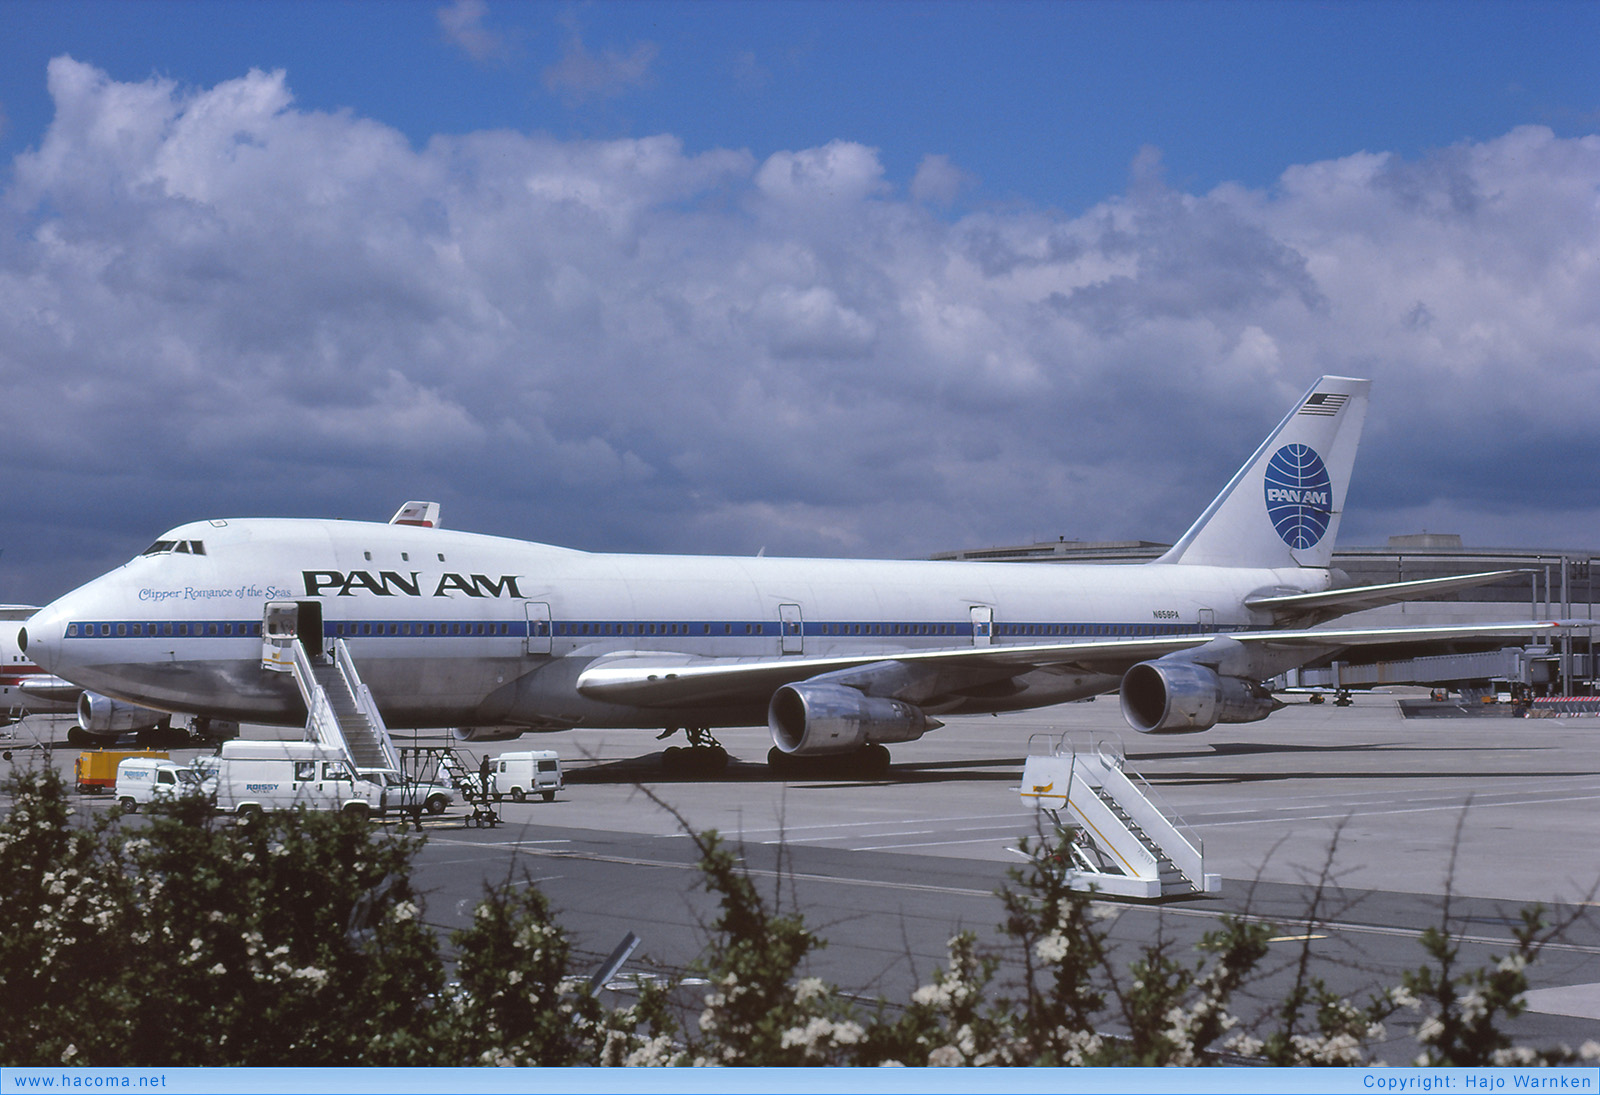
top-left (282, 638), bottom-right (401, 773)
top-left (1020, 746), bottom-right (1220, 900)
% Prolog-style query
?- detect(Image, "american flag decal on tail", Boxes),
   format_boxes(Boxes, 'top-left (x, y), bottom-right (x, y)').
top-left (1298, 392), bottom-right (1349, 417)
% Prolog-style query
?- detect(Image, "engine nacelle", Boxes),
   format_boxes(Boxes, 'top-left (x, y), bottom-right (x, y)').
top-left (451, 726), bottom-right (526, 744)
top-left (77, 692), bottom-right (166, 736)
top-left (1119, 660), bottom-right (1279, 734)
top-left (768, 682), bottom-right (938, 757)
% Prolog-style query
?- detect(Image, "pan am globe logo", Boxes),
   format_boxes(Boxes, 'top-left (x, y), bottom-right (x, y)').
top-left (1263, 444), bottom-right (1333, 549)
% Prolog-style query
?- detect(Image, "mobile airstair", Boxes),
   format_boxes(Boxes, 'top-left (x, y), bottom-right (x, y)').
top-left (281, 637), bottom-right (402, 774)
top-left (1019, 737), bottom-right (1220, 900)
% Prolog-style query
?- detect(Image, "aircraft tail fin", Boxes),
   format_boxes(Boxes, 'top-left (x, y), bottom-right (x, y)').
top-left (1158, 376), bottom-right (1370, 569)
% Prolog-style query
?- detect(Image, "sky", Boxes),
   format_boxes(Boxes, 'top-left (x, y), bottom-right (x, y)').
top-left (1, 0), bottom-right (1598, 605)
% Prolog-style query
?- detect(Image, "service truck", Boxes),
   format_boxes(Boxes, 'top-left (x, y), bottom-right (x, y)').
top-left (75, 749), bottom-right (167, 793)
top-left (491, 750), bottom-right (564, 803)
top-left (214, 741), bottom-right (386, 819)
top-left (115, 757), bottom-right (205, 811)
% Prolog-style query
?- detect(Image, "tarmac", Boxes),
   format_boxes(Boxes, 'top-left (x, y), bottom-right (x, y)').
top-left (5, 687), bottom-right (1599, 1060)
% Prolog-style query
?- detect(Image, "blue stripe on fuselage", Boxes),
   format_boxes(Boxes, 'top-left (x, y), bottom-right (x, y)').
top-left (59, 617), bottom-right (1219, 642)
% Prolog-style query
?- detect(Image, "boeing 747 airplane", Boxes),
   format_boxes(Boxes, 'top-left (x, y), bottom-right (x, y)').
top-left (20, 377), bottom-right (1559, 773)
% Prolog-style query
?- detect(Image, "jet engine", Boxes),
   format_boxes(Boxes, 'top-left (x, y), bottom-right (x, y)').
top-left (768, 682), bottom-right (939, 757)
top-left (77, 692), bottom-right (167, 737)
top-left (1118, 659), bottom-right (1279, 734)
top-left (452, 726), bottom-right (526, 743)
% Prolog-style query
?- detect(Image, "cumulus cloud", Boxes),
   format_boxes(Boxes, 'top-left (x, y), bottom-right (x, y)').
top-left (542, 22), bottom-right (657, 105)
top-left (437, 0), bottom-right (514, 64)
top-left (2, 57), bottom-right (1598, 601)
top-left (753, 140), bottom-right (889, 210)
top-left (910, 153), bottom-right (972, 208)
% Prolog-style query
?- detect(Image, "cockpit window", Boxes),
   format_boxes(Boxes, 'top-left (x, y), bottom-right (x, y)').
top-left (141, 540), bottom-right (205, 556)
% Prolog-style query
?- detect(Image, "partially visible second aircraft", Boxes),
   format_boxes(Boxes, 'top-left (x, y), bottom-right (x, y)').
top-left (3, 605), bottom-right (80, 721)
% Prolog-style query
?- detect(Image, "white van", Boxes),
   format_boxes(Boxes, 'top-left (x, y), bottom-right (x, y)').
top-left (357, 769), bottom-right (455, 816)
top-left (115, 757), bottom-right (204, 812)
top-left (492, 750), bottom-right (563, 803)
top-left (215, 741), bottom-right (387, 819)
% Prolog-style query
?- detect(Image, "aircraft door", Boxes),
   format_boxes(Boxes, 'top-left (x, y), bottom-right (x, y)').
top-left (524, 602), bottom-right (553, 655)
top-left (262, 602), bottom-right (298, 671)
top-left (261, 600), bottom-right (325, 672)
top-left (970, 606), bottom-right (994, 647)
top-left (1197, 608), bottom-right (1215, 634)
top-left (297, 601), bottom-right (324, 657)
top-left (779, 604), bottom-right (804, 654)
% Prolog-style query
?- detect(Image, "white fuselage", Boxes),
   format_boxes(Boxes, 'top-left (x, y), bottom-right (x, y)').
top-left (23, 518), bottom-right (1330, 732)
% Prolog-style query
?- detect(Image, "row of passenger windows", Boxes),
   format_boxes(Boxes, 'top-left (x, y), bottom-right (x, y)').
top-left (998, 623), bottom-right (1137, 636)
top-left (548, 622), bottom-right (1050, 636)
top-left (69, 621), bottom-right (515, 638)
top-left (68, 620), bottom-right (1172, 639)
top-left (565, 622), bottom-right (728, 636)
top-left (332, 622), bottom-right (513, 637)
top-left (550, 622), bottom-right (1103, 637)
top-left (69, 621), bottom-right (258, 638)
top-left (818, 623), bottom-right (962, 636)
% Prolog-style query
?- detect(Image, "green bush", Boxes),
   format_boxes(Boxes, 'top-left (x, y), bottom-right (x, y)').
top-left (3, 761), bottom-right (1596, 1068)
top-left (0, 764), bottom-right (441, 1065)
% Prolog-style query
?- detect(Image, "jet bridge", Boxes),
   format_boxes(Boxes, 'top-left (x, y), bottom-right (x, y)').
top-left (1019, 736), bottom-right (1220, 900)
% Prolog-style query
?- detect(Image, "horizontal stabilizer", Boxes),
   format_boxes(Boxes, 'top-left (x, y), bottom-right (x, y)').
top-left (1245, 570), bottom-right (1528, 625)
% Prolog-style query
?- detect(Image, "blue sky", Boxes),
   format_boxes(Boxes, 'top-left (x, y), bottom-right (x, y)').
top-left (6, 1), bottom-right (1596, 214)
top-left (2, 1), bottom-right (1599, 603)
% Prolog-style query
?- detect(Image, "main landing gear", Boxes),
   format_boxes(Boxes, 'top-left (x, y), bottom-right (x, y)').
top-left (767, 743), bottom-right (891, 780)
top-left (654, 728), bottom-right (896, 780)
top-left (659, 726), bottom-right (730, 775)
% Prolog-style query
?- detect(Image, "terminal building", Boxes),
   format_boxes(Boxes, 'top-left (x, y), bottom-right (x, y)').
top-left (932, 534), bottom-right (1596, 700)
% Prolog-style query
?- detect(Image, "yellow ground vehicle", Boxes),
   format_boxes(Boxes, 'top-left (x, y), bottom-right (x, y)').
top-left (75, 749), bottom-right (167, 793)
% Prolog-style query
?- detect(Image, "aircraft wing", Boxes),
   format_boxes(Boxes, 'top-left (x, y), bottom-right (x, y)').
top-left (576, 637), bottom-right (1201, 707)
top-left (575, 619), bottom-right (1581, 708)
top-left (1244, 570), bottom-right (1526, 625)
